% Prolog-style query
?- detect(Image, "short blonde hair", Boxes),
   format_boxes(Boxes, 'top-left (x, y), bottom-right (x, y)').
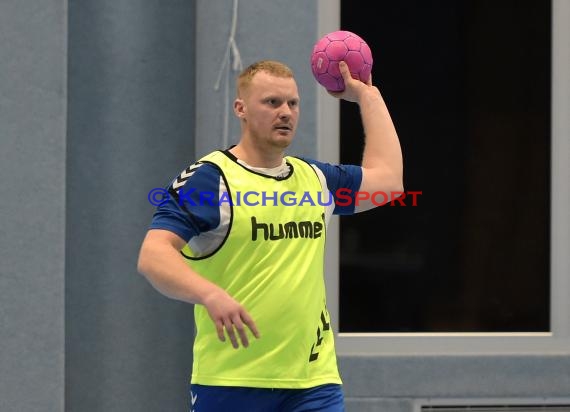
top-left (236, 60), bottom-right (294, 97)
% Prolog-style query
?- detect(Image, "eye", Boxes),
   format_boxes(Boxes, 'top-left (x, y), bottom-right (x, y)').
top-left (289, 100), bottom-right (299, 108)
top-left (265, 98), bottom-right (281, 107)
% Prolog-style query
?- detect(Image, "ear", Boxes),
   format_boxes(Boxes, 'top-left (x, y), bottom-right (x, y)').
top-left (234, 98), bottom-right (246, 119)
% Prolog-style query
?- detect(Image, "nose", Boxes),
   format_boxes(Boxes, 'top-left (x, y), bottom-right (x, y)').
top-left (279, 103), bottom-right (292, 119)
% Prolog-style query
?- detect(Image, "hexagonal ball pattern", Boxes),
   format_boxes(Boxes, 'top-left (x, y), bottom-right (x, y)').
top-left (311, 30), bottom-right (373, 92)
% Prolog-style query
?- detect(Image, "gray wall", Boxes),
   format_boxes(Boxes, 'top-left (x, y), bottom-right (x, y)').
top-left (340, 355), bottom-right (570, 411)
top-left (195, 0), bottom-right (318, 157)
top-left (0, 0), bottom-right (67, 411)
top-left (66, 1), bottom-right (196, 411)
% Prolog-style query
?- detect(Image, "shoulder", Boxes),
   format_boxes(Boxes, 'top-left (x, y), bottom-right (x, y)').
top-left (169, 160), bottom-right (222, 195)
top-left (296, 157), bottom-right (362, 190)
top-left (148, 160), bottom-right (225, 242)
top-left (296, 157), bottom-right (363, 215)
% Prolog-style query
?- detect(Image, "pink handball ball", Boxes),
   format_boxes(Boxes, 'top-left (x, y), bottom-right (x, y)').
top-left (311, 30), bottom-right (373, 92)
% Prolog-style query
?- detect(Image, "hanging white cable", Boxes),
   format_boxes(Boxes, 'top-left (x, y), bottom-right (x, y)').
top-left (214, 0), bottom-right (243, 148)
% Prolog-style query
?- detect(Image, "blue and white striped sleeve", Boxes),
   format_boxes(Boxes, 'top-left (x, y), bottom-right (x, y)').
top-left (301, 157), bottom-right (363, 215)
top-left (149, 162), bottom-right (222, 242)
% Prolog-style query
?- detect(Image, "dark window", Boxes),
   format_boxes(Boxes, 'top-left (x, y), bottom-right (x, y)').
top-left (339, 0), bottom-right (551, 332)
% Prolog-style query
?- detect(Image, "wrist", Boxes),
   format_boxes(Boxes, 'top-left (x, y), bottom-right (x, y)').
top-left (200, 286), bottom-right (226, 307)
top-left (358, 87), bottom-right (382, 105)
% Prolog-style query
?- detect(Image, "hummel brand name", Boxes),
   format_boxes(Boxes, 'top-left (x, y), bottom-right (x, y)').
top-left (251, 216), bottom-right (323, 241)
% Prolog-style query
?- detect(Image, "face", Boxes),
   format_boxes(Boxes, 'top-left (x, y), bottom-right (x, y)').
top-left (234, 71), bottom-right (300, 150)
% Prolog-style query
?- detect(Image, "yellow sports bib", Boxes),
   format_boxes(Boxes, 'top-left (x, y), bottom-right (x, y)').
top-left (183, 150), bottom-right (341, 388)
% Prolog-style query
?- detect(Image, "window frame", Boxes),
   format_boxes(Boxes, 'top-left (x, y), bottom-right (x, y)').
top-left (318, 0), bottom-right (570, 355)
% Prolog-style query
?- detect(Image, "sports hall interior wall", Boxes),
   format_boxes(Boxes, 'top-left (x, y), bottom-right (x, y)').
top-left (1, 1), bottom-right (568, 411)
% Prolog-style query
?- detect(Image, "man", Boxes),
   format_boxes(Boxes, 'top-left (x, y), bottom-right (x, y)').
top-left (137, 59), bottom-right (403, 411)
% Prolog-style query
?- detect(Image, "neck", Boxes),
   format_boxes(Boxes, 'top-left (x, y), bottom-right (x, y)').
top-left (230, 141), bottom-right (285, 168)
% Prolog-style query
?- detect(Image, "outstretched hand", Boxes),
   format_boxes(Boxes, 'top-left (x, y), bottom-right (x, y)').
top-left (328, 61), bottom-right (378, 103)
top-left (202, 289), bottom-right (260, 349)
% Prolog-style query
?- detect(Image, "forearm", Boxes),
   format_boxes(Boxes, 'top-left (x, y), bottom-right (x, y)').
top-left (359, 89), bottom-right (404, 191)
top-left (137, 239), bottom-right (221, 305)
top-left (137, 229), bottom-right (259, 347)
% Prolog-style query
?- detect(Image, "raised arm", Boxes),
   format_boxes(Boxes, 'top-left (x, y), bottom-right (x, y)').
top-left (137, 229), bottom-right (259, 347)
top-left (331, 61), bottom-right (404, 210)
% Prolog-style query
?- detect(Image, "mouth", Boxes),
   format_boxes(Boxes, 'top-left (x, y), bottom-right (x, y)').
top-left (274, 124), bottom-right (292, 133)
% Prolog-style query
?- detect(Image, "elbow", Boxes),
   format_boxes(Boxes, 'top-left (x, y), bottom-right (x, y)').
top-left (388, 174), bottom-right (404, 195)
top-left (136, 256), bottom-right (147, 278)
top-left (137, 246), bottom-right (152, 278)
top-left (396, 181), bottom-right (405, 194)
top-left (395, 169), bottom-right (404, 193)
top-left (136, 257), bottom-right (145, 277)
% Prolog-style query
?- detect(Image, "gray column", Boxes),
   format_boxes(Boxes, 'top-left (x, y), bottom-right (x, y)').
top-left (0, 1), bottom-right (67, 411)
top-left (66, 1), bottom-right (196, 411)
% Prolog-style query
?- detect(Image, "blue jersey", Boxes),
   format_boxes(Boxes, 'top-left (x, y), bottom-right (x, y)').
top-left (150, 150), bottom-right (362, 249)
